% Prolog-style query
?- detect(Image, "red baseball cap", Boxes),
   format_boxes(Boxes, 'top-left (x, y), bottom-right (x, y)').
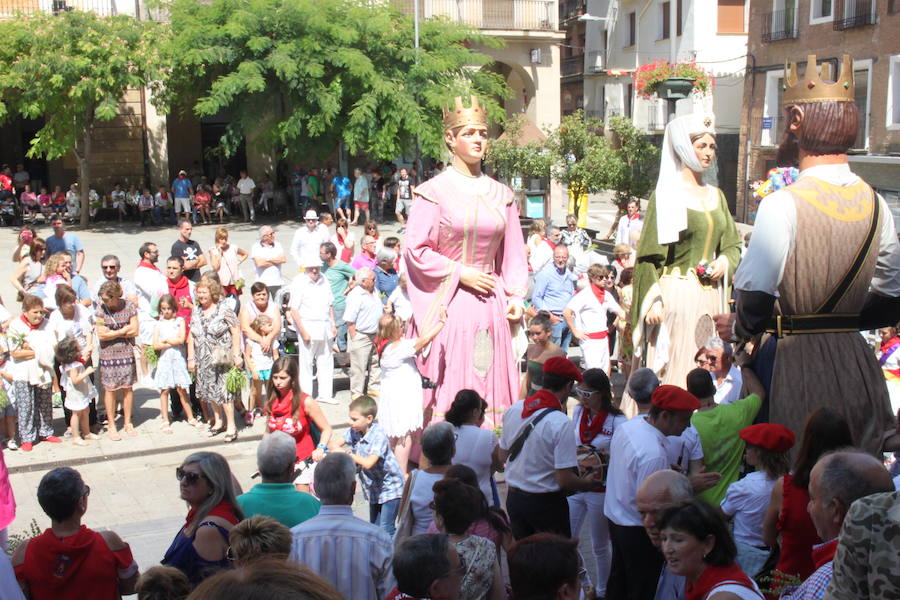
top-left (740, 423), bottom-right (796, 453)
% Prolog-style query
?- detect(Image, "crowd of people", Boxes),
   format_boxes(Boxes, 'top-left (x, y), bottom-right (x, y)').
top-left (3, 71), bottom-right (900, 600)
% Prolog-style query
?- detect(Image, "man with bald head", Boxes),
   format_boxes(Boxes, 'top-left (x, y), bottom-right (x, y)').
top-left (781, 450), bottom-right (894, 600)
top-left (635, 470), bottom-right (693, 600)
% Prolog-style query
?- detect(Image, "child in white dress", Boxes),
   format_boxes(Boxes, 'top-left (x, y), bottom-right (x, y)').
top-left (152, 295), bottom-right (199, 433)
top-left (375, 306), bottom-right (446, 476)
top-left (54, 335), bottom-right (99, 446)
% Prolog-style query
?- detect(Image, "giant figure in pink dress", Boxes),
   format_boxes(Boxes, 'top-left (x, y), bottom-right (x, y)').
top-left (404, 96), bottom-right (528, 427)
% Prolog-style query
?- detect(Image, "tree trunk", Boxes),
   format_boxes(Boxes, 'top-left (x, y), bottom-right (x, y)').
top-left (78, 120), bottom-right (93, 228)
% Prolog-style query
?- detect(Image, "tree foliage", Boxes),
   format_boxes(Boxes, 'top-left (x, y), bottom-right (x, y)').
top-left (485, 114), bottom-right (550, 186)
top-left (604, 115), bottom-right (660, 209)
top-left (161, 0), bottom-right (510, 162)
top-left (0, 11), bottom-right (166, 225)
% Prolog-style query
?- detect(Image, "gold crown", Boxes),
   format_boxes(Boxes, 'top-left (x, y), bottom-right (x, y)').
top-left (783, 54), bottom-right (854, 105)
top-left (442, 95), bottom-right (488, 129)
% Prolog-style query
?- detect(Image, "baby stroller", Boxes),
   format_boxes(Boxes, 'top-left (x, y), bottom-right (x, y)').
top-left (274, 287), bottom-right (299, 358)
top-left (0, 194), bottom-right (17, 226)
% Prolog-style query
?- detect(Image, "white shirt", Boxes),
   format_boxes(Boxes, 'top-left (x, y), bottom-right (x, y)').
top-left (47, 304), bottom-right (92, 344)
top-left (387, 286), bottom-right (413, 322)
top-left (290, 224), bottom-right (331, 268)
top-left (452, 424), bottom-right (500, 503)
top-left (289, 274), bottom-right (334, 340)
top-left (91, 276), bottom-right (138, 308)
top-left (616, 214), bottom-right (644, 247)
top-left (6, 317), bottom-right (53, 381)
top-left (344, 286), bottom-right (382, 335)
top-left (529, 238), bottom-right (554, 273)
top-left (714, 364), bottom-right (743, 405)
top-left (735, 164), bottom-right (900, 297)
top-left (246, 338), bottom-right (278, 372)
top-left (571, 405), bottom-right (627, 453)
top-left (133, 263), bottom-right (168, 319)
top-left (604, 415), bottom-right (670, 526)
top-left (666, 424), bottom-right (704, 472)
top-left (499, 401), bottom-right (578, 493)
top-left (236, 177), bottom-right (256, 195)
top-left (574, 249), bottom-right (609, 279)
top-left (566, 287), bottom-right (622, 334)
top-left (721, 471), bottom-right (777, 547)
top-left (250, 240), bottom-right (285, 286)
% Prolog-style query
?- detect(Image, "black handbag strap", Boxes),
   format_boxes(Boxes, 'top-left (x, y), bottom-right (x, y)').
top-left (508, 408), bottom-right (554, 462)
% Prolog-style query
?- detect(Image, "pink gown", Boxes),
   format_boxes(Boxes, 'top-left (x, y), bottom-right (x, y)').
top-left (404, 169), bottom-right (528, 427)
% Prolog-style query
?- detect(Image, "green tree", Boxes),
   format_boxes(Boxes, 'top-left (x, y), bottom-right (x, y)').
top-left (0, 11), bottom-right (166, 226)
top-left (605, 115), bottom-right (660, 209)
top-left (161, 0), bottom-right (509, 163)
top-left (485, 114), bottom-right (550, 187)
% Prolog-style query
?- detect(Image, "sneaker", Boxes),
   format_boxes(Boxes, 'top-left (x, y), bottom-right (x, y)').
top-left (6, 440), bottom-right (17, 451)
top-left (20, 442), bottom-right (32, 452)
top-left (43, 436), bottom-right (62, 444)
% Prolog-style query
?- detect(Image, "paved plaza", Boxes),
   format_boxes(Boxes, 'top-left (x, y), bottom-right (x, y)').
top-left (1, 192), bottom-right (628, 582)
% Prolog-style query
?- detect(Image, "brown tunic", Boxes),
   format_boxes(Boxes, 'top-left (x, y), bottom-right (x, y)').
top-left (770, 176), bottom-right (895, 455)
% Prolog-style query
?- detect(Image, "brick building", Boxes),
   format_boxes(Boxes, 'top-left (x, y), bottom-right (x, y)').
top-left (736, 0), bottom-right (900, 227)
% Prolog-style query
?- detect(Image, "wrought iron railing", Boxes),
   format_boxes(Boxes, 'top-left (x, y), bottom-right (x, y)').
top-left (395, 0), bottom-right (556, 31)
top-left (834, 0), bottom-right (876, 29)
top-left (647, 104), bottom-right (664, 131)
top-left (0, 0), bottom-right (136, 17)
top-left (562, 55), bottom-right (585, 77)
top-left (586, 50), bottom-right (605, 72)
top-left (558, 0), bottom-right (585, 21)
top-left (761, 7), bottom-right (798, 42)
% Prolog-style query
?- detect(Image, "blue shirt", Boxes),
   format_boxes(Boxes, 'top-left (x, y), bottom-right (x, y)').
top-left (375, 267), bottom-right (399, 303)
top-left (46, 233), bottom-right (84, 274)
top-left (531, 263), bottom-right (577, 313)
top-left (171, 177), bottom-right (192, 198)
top-left (344, 422), bottom-right (405, 504)
top-left (333, 176), bottom-right (351, 198)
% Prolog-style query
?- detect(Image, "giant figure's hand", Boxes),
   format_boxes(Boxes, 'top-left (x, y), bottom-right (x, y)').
top-left (645, 302), bottom-right (664, 325)
top-left (713, 313), bottom-right (736, 341)
top-left (460, 266), bottom-right (496, 294)
top-left (506, 304), bottom-right (523, 322)
top-left (707, 256), bottom-right (729, 281)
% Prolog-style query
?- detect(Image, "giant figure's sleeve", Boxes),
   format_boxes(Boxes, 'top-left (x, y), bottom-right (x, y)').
top-left (404, 192), bottom-right (461, 332)
top-left (632, 193), bottom-right (665, 334)
top-left (497, 199), bottom-right (529, 307)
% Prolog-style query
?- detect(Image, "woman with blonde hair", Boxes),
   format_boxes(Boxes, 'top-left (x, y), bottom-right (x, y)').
top-left (188, 278), bottom-right (242, 443)
top-left (163, 452), bottom-right (244, 586)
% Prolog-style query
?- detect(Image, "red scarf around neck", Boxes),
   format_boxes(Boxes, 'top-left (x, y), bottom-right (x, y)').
top-left (138, 259), bottom-right (160, 272)
top-left (20, 314), bottom-right (43, 330)
top-left (811, 539), bottom-right (839, 569)
top-left (522, 389), bottom-right (562, 418)
top-left (685, 563), bottom-right (756, 600)
top-left (590, 282), bottom-right (606, 304)
top-left (579, 407), bottom-right (609, 444)
top-left (629, 212), bottom-right (640, 220)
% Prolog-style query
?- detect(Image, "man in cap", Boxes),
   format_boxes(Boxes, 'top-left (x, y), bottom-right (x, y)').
top-left (290, 210), bottom-right (331, 271)
top-left (289, 255), bottom-right (337, 405)
top-left (171, 169), bottom-right (194, 224)
top-left (604, 384), bottom-right (700, 600)
top-left (499, 356), bottom-right (603, 539)
top-left (716, 53), bottom-right (900, 455)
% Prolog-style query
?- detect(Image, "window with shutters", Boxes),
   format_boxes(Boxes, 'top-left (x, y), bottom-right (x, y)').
top-left (661, 1), bottom-right (671, 39)
top-left (625, 11), bottom-right (636, 45)
top-left (717, 0), bottom-right (746, 32)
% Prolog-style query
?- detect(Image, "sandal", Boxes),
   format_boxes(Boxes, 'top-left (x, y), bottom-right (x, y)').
top-left (108, 431), bottom-right (122, 442)
top-left (124, 424), bottom-right (138, 437)
top-left (207, 426), bottom-right (226, 438)
top-left (224, 431), bottom-right (238, 443)
top-left (160, 422), bottom-right (173, 434)
top-left (85, 433), bottom-right (101, 441)
top-left (73, 438), bottom-right (89, 447)
top-left (188, 418), bottom-right (205, 429)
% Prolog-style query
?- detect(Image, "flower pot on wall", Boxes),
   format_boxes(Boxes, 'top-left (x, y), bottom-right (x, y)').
top-left (655, 77), bottom-right (696, 100)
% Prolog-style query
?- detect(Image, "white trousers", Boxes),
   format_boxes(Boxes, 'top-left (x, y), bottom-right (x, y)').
top-left (580, 337), bottom-right (611, 373)
top-left (298, 338), bottom-right (333, 402)
top-left (568, 491), bottom-right (611, 594)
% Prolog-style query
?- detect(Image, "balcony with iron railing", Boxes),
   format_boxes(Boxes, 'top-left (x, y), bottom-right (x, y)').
top-left (0, 0), bottom-right (131, 17)
top-left (762, 7), bottom-right (798, 42)
top-left (558, 0), bottom-right (585, 21)
top-left (395, 0), bottom-right (557, 31)
top-left (562, 54), bottom-right (585, 77)
top-left (586, 50), bottom-right (606, 73)
top-left (833, 0), bottom-right (876, 29)
top-left (647, 104), bottom-right (664, 131)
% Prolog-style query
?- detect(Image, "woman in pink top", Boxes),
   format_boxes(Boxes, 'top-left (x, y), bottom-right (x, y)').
top-left (404, 96), bottom-right (528, 426)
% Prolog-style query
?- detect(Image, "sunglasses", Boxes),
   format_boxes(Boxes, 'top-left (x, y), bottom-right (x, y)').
top-left (176, 467), bottom-right (204, 485)
top-left (573, 386), bottom-right (596, 399)
top-left (102, 265), bottom-right (119, 270)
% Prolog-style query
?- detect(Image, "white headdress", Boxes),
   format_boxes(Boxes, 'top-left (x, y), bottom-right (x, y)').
top-left (654, 112), bottom-right (716, 245)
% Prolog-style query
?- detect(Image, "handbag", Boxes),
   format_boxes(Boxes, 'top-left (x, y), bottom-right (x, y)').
top-left (394, 469), bottom-right (419, 548)
top-left (210, 345), bottom-right (231, 368)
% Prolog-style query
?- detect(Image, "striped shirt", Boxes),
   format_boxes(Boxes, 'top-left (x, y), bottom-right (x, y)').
top-left (289, 505), bottom-right (395, 600)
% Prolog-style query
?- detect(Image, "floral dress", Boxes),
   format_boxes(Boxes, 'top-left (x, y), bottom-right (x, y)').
top-left (190, 302), bottom-right (238, 404)
top-left (95, 300), bottom-right (138, 391)
top-left (453, 534), bottom-right (497, 600)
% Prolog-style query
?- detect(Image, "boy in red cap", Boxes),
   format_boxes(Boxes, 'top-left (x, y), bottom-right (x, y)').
top-left (499, 356), bottom-right (602, 540)
top-left (604, 384), bottom-right (700, 600)
top-left (720, 423), bottom-right (795, 579)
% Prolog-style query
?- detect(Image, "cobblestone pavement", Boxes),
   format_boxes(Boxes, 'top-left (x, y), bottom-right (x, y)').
top-left (2, 191), bottom-right (628, 589)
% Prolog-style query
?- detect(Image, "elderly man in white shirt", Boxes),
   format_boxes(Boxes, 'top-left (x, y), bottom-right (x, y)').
top-left (702, 336), bottom-right (743, 405)
top-left (604, 385), bottom-right (699, 600)
top-left (344, 267), bottom-right (383, 398)
top-left (289, 256), bottom-right (338, 405)
top-left (250, 225), bottom-right (287, 299)
top-left (236, 169), bottom-right (256, 222)
top-left (91, 254), bottom-right (138, 310)
top-left (290, 210), bottom-right (331, 271)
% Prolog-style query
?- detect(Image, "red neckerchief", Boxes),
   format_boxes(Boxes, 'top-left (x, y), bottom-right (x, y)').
top-left (375, 337), bottom-right (391, 356)
top-left (543, 236), bottom-right (556, 250)
top-left (20, 314), bottom-right (42, 330)
top-left (138, 260), bottom-right (160, 272)
top-left (522, 389), bottom-right (562, 418)
top-left (579, 407), bottom-right (609, 444)
top-left (616, 258), bottom-right (626, 269)
top-left (879, 336), bottom-right (900, 357)
top-left (685, 563), bottom-right (756, 600)
top-left (590, 282), bottom-right (606, 304)
top-left (168, 275), bottom-right (189, 292)
top-left (185, 499), bottom-right (238, 529)
top-left (811, 539), bottom-right (839, 569)
top-left (629, 212), bottom-right (640, 220)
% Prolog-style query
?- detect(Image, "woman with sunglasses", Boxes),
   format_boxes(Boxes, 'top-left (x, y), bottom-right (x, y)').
top-left (564, 265), bottom-right (627, 375)
top-left (568, 368), bottom-right (626, 599)
top-left (521, 313), bottom-right (565, 398)
top-left (163, 451), bottom-right (244, 586)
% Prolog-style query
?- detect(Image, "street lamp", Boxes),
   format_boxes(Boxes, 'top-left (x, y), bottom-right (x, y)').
top-left (578, 13), bottom-right (609, 21)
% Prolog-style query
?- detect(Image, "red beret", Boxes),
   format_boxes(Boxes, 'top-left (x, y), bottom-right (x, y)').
top-left (542, 356), bottom-right (583, 382)
top-left (651, 385), bottom-right (700, 412)
top-left (739, 423), bottom-right (796, 453)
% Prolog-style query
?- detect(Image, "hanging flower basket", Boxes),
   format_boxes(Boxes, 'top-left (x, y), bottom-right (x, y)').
top-left (634, 60), bottom-right (713, 99)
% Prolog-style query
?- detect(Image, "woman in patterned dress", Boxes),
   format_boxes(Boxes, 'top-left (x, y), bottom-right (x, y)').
top-left (188, 278), bottom-right (242, 443)
top-left (95, 280), bottom-right (138, 441)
